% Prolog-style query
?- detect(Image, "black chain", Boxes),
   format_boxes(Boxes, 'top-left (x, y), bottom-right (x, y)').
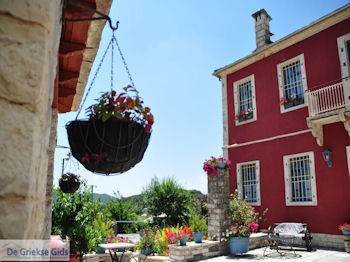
top-left (111, 33), bottom-right (115, 91)
top-left (112, 34), bottom-right (137, 92)
top-left (76, 32), bottom-right (137, 119)
top-left (75, 37), bottom-right (113, 119)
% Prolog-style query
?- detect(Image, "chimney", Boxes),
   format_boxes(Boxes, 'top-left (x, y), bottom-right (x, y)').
top-left (252, 9), bottom-right (273, 51)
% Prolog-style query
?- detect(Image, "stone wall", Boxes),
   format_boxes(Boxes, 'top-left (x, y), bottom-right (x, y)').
top-left (311, 233), bottom-right (345, 251)
top-left (0, 0), bottom-right (61, 238)
top-left (207, 168), bottom-right (230, 241)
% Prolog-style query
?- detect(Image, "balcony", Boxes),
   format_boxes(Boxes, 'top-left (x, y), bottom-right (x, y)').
top-left (306, 78), bottom-right (350, 146)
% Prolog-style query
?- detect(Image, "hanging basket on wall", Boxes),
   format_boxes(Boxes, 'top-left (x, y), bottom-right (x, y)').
top-left (66, 32), bottom-right (153, 175)
top-left (59, 173), bottom-right (81, 193)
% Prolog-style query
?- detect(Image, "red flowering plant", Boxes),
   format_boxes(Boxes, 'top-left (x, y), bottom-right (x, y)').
top-left (338, 223), bottom-right (350, 231)
top-left (235, 109), bottom-right (253, 121)
top-left (280, 95), bottom-right (303, 106)
top-left (86, 85), bottom-right (154, 133)
top-left (221, 190), bottom-right (268, 241)
top-left (203, 156), bottom-right (231, 176)
top-left (221, 221), bottom-right (259, 240)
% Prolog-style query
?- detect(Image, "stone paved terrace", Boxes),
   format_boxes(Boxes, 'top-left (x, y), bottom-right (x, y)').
top-left (199, 247), bottom-right (350, 262)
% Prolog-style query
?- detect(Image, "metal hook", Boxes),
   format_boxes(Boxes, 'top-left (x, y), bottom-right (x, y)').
top-left (63, 0), bottom-right (119, 31)
top-left (107, 18), bottom-right (119, 31)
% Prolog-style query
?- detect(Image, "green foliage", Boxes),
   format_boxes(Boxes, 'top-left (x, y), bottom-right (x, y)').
top-left (143, 177), bottom-right (193, 227)
top-left (86, 86), bottom-right (154, 132)
top-left (51, 183), bottom-right (102, 259)
top-left (189, 214), bottom-right (207, 234)
top-left (137, 228), bottom-right (157, 252)
top-left (94, 214), bottom-right (114, 240)
top-left (229, 190), bottom-right (268, 225)
top-left (103, 191), bottom-right (139, 233)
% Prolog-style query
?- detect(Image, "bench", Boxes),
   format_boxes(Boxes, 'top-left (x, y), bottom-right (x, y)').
top-left (266, 223), bottom-right (312, 252)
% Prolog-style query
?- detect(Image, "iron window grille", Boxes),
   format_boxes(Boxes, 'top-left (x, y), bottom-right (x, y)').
top-left (284, 152), bottom-right (317, 206)
top-left (237, 160), bottom-right (261, 206)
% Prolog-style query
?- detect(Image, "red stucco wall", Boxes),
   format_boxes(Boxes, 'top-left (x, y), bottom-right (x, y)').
top-left (225, 18), bottom-right (350, 234)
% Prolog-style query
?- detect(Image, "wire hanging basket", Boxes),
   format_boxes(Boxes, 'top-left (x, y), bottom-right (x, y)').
top-left (59, 173), bottom-right (81, 193)
top-left (66, 33), bottom-right (153, 175)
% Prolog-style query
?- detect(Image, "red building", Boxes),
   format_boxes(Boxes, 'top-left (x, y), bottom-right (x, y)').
top-left (213, 5), bottom-right (350, 240)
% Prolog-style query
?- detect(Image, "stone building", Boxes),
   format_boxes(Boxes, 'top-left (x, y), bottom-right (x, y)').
top-left (0, 0), bottom-right (112, 239)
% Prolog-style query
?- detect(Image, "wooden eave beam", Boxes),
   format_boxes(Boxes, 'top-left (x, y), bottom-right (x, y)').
top-left (59, 41), bottom-right (86, 57)
top-left (59, 71), bottom-right (79, 85)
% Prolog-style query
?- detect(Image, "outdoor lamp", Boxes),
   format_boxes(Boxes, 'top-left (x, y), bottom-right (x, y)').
top-left (322, 149), bottom-right (332, 167)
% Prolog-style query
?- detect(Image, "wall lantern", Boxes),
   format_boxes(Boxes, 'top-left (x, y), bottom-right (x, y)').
top-left (322, 149), bottom-right (332, 167)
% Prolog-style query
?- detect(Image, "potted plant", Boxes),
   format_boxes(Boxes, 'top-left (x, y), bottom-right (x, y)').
top-left (235, 109), bottom-right (253, 121)
top-left (222, 222), bottom-right (258, 254)
top-left (138, 228), bottom-right (156, 256)
top-left (189, 215), bottom-right (207, 243)
top-left (280, 95), bottom-right (304, 108)
top-left (203, 156), bottom-right (231, 176)
top-left (222, 190), bottom-right (268, 254)
top-left (338, 222), bottom-right (350, 253)
top-left (59, 173), bottom-right (80, 193)
top-left (66, 86), bottom-right (154, 175)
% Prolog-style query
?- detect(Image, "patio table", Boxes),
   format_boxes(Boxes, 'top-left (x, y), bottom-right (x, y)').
top-left (262, 235), bottom-right (297, 257)
top-left (98, 242), bottom-right (136, 262)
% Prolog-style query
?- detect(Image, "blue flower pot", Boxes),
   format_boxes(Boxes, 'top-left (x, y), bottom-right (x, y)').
top-left (229, 237), bottom-right (250, 254)
top-left (342, 230), bottom-right (350, 235)
top-left (117, 248), bottom-right (125, 252)
top-left (193, 232), bottom-right (203, 243)
top-left (217, 161), bottom-right (226, 169)
top-left (141, 249), bottom-right (152, 256)
top-left (180, 236), bottom-right (188, 246)
top-left (97, 239), bottom-right (107, 254)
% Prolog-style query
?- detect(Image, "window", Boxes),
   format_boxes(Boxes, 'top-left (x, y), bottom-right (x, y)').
top-left (283, 152), bottom-right (317, 206)
top-left (277, 54), bottom-right (308, 113)
top-left (337, 33), bottom-right (350, 79)
top-left (237, 160), bottom-right (261, 205)
top-left (233, 75), bottom-right (257, 125)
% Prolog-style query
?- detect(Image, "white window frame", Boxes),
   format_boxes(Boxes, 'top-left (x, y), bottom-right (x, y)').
top-left (283, 151), bottom-right (317, 206)
top-left (277, 54), bottom-right (308, 114)
top-left (233, 74), bottom-right (257, 126)
top-left (236, 160), bottom-right (261, 206)
top-left (346, 146), bottom-right (350, 177)
top-left (337, 33), bottom-right (350, 79)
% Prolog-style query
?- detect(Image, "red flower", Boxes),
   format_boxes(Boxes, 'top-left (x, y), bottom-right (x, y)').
top-left (81, 152), bottom-right (90, 164)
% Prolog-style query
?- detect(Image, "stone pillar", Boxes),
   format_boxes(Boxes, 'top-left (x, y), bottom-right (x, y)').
top-left (207, 169), bottom-right (230, 241)
top-left (42, 108), bottom-right (58, 239)
top-left (0, 0), bottom-right (61, 238)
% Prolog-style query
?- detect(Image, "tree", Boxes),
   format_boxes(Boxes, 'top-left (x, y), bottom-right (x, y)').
top-left (143, 177), bottom-right (193, 227)
top-left (52, 183), bottom-right (102, 260)
top-left (104, 192), bottom-right (139, 233)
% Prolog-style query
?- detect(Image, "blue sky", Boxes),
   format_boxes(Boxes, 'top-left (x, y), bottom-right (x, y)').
top-left (54, 0), bottom-right (348, 197)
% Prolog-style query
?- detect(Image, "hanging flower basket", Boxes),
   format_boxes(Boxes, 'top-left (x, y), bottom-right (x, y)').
top-left (66, 33), bottom-right (154, 175)
top-left (66, 118), bottom-right (151, 174)
top-left (59, 173), bottom-right (81, 193)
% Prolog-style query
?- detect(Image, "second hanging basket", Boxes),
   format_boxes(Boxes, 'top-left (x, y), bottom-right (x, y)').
top-left (66, 118), bottom-right (151, 175)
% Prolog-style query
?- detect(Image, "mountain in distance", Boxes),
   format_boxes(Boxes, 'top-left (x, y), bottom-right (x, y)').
top-left (93, 189), bottom-right (204, 204)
